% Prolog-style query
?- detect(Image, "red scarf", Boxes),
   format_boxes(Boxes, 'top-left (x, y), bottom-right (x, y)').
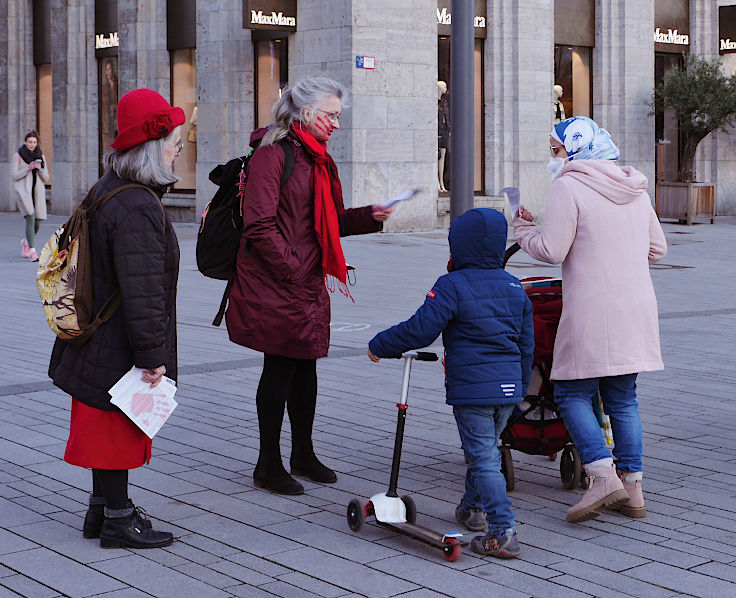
top-left (290, 123), bottom-right (352, 300)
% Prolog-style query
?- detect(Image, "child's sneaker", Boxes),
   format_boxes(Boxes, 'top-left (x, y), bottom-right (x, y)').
top-left (29, 248), bottom-right (39, 262)
top-left (21, 239), bottom-right (30, 259)
top-left (471, 529), bottom-right (520, 559)
top-left (455, 504), bottom-right (487, 532)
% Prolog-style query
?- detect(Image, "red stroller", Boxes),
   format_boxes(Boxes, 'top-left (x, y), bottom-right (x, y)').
top-left (498, 244), bottom-right (584, 491)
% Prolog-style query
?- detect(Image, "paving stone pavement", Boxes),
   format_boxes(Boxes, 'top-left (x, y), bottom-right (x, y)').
top-left (1, 210), bottom-right (735, 597)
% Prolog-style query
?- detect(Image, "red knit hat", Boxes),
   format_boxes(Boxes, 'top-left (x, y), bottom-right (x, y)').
top-left (111, 88), bottom-right (186, 151)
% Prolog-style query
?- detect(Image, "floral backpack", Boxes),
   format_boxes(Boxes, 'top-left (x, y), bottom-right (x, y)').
top-left (36, 182), bottom-right (156, 344)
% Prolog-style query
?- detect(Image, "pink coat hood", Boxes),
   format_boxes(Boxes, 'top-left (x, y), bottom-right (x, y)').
top-left (562, 160), bottom-right (648, 205)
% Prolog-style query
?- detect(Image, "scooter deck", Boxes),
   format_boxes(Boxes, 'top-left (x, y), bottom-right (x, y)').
top-left (376, 520), bottom-right (465, 548)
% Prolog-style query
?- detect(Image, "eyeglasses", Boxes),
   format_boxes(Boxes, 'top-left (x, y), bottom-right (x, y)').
top-left (550, 145), bottom-right (566, 157)
top-left (175, 140), bottom-right (184, 154)
top-left (317, 109), bottom-right (341, 125)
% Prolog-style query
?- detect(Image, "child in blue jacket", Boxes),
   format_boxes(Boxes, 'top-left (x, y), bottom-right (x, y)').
top-left (368, 208), bottom-right (534, 558)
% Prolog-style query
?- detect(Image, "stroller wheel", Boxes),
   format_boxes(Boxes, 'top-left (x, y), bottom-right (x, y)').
top-left (560, 445), bottom-right (582, 490)
top-left (500, 446), bottom-right (515, 492)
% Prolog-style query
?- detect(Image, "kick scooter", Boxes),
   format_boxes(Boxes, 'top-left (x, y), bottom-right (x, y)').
top-left (346, 351), bottom-right (464, 561)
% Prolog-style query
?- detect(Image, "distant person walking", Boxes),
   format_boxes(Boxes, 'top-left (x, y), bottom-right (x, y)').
top-left (513, 116), bottom-right (667, 523)
top-left (12, 131), bottom-right (49, 262)
top-left (49, 89), bottom-right (185, 549)
top-left (226, 76), bottom-right (393, 495)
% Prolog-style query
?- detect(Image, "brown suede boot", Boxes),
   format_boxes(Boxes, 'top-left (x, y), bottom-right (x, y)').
top-left (610, 470), bottom-right (646, 518)
top-left (566, 464), bottom-right (629, 523)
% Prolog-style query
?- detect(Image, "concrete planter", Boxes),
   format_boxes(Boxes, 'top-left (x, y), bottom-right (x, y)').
top-left (655, 181), bottom-right (715, 225)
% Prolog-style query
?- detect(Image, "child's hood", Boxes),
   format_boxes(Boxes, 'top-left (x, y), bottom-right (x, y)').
top-left (448, 208), bottom-right (507, 270)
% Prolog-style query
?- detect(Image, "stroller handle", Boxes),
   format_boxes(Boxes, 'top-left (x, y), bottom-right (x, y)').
top-left (503, 242), bottom-right (521, 268)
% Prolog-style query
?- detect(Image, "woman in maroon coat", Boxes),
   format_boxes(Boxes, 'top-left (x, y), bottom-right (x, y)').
top-left (226, 76), bottom-right (392, 494)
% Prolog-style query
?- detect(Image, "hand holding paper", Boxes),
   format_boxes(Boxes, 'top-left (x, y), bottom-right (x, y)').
top-left (500, 187), bottom-right (521, 216)
top-left (383, 187), bottom-right (421, 209)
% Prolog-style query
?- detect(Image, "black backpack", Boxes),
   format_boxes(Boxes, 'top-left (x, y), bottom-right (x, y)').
top-left (197, 138), bottom-right (294, 325)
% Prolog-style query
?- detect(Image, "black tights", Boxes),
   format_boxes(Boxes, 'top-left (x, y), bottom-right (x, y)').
top-left (256, 354), bottom-right (317, 470)
top-left (91, 469), bottom-right (129, 510)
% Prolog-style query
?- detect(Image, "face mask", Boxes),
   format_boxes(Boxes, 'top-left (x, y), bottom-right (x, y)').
top-left (547, 157), bottom-right (567, 181)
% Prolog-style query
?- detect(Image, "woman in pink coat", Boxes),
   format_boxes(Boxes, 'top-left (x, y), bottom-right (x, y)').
top-left (513, 116), bottom-right (667, 524)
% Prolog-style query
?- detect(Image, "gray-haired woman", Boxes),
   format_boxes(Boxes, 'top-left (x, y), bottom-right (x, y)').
top-left (226, 76), bottom-right (393, 495)
top-left (49, 88), bottom-right (184, 549)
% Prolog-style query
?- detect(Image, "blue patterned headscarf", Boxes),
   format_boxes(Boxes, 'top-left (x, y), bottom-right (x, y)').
top-left (551, 116), bottom-right (620, 161)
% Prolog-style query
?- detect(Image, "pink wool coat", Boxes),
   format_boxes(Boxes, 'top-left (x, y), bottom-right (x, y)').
top-left (512, 160), bottom-right (667, 381)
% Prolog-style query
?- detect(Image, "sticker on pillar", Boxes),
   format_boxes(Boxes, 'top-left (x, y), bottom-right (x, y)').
top-left (355, 56), bottom-right (375, 69)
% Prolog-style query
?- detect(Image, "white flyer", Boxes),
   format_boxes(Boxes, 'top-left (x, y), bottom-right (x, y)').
top-left (109, 367), bottom-right (178, 439)
top-left (500, 187), bottom-right (521, 216)
top-left (384, 187), bottom-right (421, 208)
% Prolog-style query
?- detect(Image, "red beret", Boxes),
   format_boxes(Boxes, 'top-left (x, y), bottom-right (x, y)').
top-left (111, 88), bottom-right (186, 151)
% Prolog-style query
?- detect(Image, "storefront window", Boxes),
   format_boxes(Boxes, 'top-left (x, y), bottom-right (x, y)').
top-left (655, 53), bottom-right (684, 182)
top-left (36, 63), bottom-right (52, 186)
top-left (554, 45), bottom-right (592, 120)
top-left (99, 56), bottom-right (119, 171)
top-left (255, 38), bottom-right (288, 128)
top-left (171, 48), bottom-right (197, 191)
top-left (437, 36), bottom-right (484, 194)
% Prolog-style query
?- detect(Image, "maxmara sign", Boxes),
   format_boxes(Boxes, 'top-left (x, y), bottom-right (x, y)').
top-left (654, 28), bottom-right (689, 45)
top-left (243, 0), bottom-right (297, 31)
top-left (95, 32), bottom-right (119, 50)
top-left (436, 7), bottom-right (486, 29)
top-left (249, 10), bottom-right (295, 27)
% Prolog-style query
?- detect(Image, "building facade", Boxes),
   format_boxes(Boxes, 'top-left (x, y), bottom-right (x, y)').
top-left (2, 0), bottom-right (735, 231)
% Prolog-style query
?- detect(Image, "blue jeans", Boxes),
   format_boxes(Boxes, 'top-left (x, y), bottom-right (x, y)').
top-left (554, 374), bottom-right (642, 472)
top-left (453, 404), bottom-right (515, 536)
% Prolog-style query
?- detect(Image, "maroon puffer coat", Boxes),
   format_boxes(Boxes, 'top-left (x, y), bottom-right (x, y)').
top-left (225, 129), bottom-right (380, 359)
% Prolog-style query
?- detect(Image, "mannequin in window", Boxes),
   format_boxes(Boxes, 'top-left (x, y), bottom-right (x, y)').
top-left (553, 84), bottom-right (566, 125)
top-left (438, 80), bottom-right (449, 192)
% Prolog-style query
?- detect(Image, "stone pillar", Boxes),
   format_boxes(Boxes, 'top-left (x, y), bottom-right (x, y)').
top-left (293, 0), bottom-right (437, 232)
top-left (194, 0), bottom-right (254, 216)
top-left (118, 0), bottom-right (169, 96)
top-left (716, 48), bottom-right (736, 215)
top-left (594, 0), bottom-right (656, 195)
top-left (0, 0), bottom-right (36, 212)
top-left (50, 0), bottom-right (98, 215)
top-left (485, 0), bottom-right (554, 221)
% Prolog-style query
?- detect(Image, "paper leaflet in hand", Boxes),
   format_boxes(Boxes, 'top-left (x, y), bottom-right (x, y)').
top-left (500, 187), bottom-right (521, 216)
top-left (384, 188), bottom-right (421, 208)
top-left (109, 366), bottom-right (178, 439)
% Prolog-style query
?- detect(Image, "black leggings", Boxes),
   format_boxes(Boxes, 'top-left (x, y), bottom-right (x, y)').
top-left (256, 354), bottom-right (317, 468)
top-left (92, 469), bottom-right (129, 510)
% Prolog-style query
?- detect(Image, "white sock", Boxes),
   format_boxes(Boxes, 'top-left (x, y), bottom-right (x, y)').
top-left (584, 457), bottom-right (613, 476)
top-left (623, 471), bottom-right (642, 483)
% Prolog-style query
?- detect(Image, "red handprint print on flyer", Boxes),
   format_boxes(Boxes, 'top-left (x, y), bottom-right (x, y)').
top-left (109, 367), bottom-right (178, 438)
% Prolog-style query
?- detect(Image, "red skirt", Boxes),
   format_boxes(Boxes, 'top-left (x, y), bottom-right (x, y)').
top-left (64, 398), bottom-right (152, 469)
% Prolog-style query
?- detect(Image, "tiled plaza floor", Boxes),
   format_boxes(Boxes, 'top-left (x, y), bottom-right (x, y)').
top-left (1, 210), bottom-right (735, 597)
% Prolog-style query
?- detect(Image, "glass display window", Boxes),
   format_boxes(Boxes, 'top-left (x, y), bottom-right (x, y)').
top-left (171, 48), bottom-right (197, 191)
top-left (437, 36), bottom-right (484, 194)
top-left (255, 38), bottom-right (289, 128)
top-left (99, 56), bottom-right (119, 174)
top-left (554, 45), bottom-right (592, 121)
top-left (655, 52), bottom-right (684, 182)
top-left (36, 63), bottom-right (52, 186)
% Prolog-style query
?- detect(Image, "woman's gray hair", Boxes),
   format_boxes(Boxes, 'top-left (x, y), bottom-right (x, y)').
top-left (262, 76), bottom-right (347, 146)
top-left (103, 126), bottom-right (181, 187)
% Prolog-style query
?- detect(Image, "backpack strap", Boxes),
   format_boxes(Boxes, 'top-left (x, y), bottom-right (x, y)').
top-left (212, 142), bottom-right (295, 327)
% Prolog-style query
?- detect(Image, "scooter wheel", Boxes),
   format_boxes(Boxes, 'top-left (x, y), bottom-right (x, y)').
top-left (347, 499), bottom-right (365, 532)
top-left (401, 495), bottom-right (417, 524)
top-left (442, 537), bottom-right (461, 562)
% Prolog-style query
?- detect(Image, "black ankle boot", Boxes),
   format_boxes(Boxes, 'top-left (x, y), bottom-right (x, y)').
top-left (253, 462), bottom-right (304, 495)
top-left (290, 453), bottom-right (337, 484)
top-left (99, 507), bottom-right (172, 549)
top-left (83, 504), bottom-right (105, 539)
top-left (82, 500), bottom-right (152, 539)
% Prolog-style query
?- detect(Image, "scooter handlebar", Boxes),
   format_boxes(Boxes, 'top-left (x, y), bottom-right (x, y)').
top-left (384, 351), bottom-right (438, 361)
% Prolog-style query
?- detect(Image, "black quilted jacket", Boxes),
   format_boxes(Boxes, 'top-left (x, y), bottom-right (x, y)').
top-left (49, 171), bottom-right (180, 411)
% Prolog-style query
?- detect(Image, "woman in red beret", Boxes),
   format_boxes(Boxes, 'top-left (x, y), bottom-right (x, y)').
top-left (49, 88), bottom-right (184, 549)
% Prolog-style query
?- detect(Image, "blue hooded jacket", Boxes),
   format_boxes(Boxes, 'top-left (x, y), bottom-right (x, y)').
top-left (369, 208), bottom-right (534, 406)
